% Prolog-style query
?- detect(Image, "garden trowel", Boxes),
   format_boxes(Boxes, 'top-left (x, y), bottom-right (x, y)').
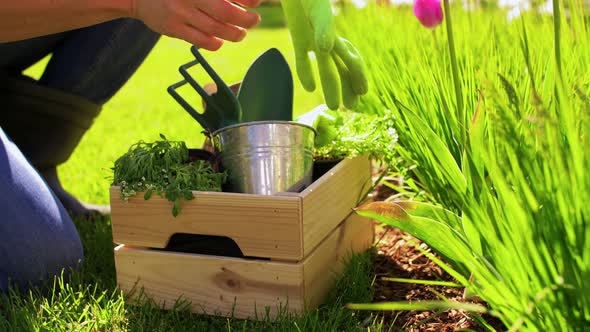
top-left (237, 48), bottom-right (294, 122)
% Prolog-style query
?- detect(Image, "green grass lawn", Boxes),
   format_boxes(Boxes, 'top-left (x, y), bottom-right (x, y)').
top-left (2, 22), bottom-right (384, 331)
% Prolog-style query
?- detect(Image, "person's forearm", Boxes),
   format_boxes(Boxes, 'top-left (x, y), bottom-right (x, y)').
top-left (0, 0), bottom-right (132, 42)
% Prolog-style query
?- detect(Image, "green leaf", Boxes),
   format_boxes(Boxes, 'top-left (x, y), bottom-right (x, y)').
top-left (172, 198), bottom-right (181, 217)
top-left (396, 103), bottom-right (467, 195)
top-left (314, 112), bottom-right (340, 148)
top-left (461, 213), bottom-right (483, 257)
top-left (463, 90), bottom-right (488, 214)
top-left (393, 201), bottom-right (462, 230)
top-left (144, 189), bottom-right (153, 200)
top-left (346, 300), bottom-right (487, 313)
top-left (382, 277), bottom-right (463, 288)
top-left (355, 201), bottom-right (471, 267)
top-left (466, 91), bottom-right (486, 171)
top-left (183, 190), bottom-right (194, 201)
top-left (497, 74), bottom-right (521, 115)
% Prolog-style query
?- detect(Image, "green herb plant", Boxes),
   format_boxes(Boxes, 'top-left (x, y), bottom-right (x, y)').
top-left (112, 134), bottom-right (227, 216)
top-left (298, 106), bottom-right (398, 166)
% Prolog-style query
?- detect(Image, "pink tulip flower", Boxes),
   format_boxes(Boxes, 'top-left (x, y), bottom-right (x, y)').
top-left (413, 0), bottom-right (444, 29)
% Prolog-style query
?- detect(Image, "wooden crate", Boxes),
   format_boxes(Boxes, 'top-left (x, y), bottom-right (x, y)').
top-left (110, 156), bottom-right (374, 319)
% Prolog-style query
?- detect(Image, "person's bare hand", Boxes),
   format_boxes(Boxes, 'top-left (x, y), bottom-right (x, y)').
top-left (131, 0), bottom-right (262, 51)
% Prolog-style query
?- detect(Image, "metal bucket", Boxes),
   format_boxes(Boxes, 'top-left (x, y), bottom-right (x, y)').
top-left (212, 121), bottom-right (316, 195)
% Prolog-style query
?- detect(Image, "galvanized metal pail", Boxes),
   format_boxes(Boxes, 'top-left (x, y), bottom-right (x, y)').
top-left (212, 121), bottom-right (316, 195)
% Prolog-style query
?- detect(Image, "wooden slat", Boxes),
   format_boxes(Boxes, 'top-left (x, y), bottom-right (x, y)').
top-left (302, 213), bottom-right (375, 310)
top-left (110, 188), bottom-right (302, 260)
top-left (115, 246), bottom-right (305, 320)
top-left (114, 213), bottom-right (375, 320)
top-left (300, 157), bottom-right (372, 257)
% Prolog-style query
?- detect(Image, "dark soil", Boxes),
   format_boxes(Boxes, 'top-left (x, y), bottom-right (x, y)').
top-left (369, 183), bottom-right (505, 331)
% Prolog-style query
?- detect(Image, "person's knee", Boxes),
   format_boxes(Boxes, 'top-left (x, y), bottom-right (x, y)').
top-left (0, 127), bottom-right (84, 292)
top-left (0, 202), bottom-right (84, 292)
top-left (41, 221), bottom-right (84, 278)
top-left (0, 209), bottom-right (84, 293)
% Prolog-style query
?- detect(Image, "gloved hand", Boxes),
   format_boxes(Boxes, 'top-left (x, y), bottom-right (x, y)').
top-left (280, 0), bottom-right (368, 110)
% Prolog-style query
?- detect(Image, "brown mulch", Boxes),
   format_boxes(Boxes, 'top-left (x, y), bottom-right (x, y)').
top-left (368, 182), bottom-right (505, 331)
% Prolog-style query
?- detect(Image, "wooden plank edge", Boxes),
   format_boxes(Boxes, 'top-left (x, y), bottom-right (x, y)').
top-left (114, 245), bottom-right (307, 320)
top-left (109, 187), bottom-right (303, 261)
top-left (301, 213), bottom-right (375, 311)
top-left (110, 186), bottom-right (304, 201)
top-left (299, 156), bottom-right (373, 257)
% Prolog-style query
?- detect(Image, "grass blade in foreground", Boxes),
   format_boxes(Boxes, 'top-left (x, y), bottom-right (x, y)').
top-left (346, 301), bottom-right (487, 313)
top-left (355, 201), bottom-right (472, 274)
top-left (381, 277), bottom-right (462, 288)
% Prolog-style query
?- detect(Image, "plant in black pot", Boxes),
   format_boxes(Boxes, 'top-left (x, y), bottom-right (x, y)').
top-left (111, 134), bottom-right (227, 217)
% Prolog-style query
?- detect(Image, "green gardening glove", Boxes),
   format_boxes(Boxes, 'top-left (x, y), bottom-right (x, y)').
top-left (280, 0), bottom-right (369, 110)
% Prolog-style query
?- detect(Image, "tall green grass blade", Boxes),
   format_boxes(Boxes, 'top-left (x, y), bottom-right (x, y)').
top-left (381, 278), bottom-right (462, 288)
top-left (442, 0), bottom-right (464, 139)
top-left (469, 312), bottom-right (498, 332)
top-left (393, 101), bottom-right (467, 197)
top-left (390, 201), bottom-right (462, 229)
top-left (553, 0), bottom-right (562, 77)
top-left (346, 301), bottom-right (487, 313)
top-left (463, 91), bottom-right (486, 192)
top-left (497, 74), bottom-right (521, 115)
top-left (519, 17), bottom-right (539, 101)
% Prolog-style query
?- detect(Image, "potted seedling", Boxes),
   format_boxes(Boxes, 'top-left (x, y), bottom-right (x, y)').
top-left (111, 134), bottom-right (227, 216)
top-left (168, 46), bottom-right (316, 195)
top-left (297, 105), bottom-right (398, 180)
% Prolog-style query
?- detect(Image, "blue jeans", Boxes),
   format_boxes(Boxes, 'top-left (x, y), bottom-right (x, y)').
top-left (0, 19), bottom-right (160, 292)
top-left (0, 127), bottom-right (83, 292)
top-left (0, 18), bottom-right (160, 104)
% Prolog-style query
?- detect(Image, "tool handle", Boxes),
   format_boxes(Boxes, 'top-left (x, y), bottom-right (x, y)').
top-left (178, 59), bottom-right (223, 112)
top-left (190, 46), bottom-right (237, 101)
top-left (167, 80), bottom-right (214, 131)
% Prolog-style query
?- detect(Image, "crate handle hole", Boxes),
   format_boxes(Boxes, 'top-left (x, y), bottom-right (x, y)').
top-left (163, 233), bottom-right (245, 258)
top-left (312, 159), bottom-right (342, 181)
